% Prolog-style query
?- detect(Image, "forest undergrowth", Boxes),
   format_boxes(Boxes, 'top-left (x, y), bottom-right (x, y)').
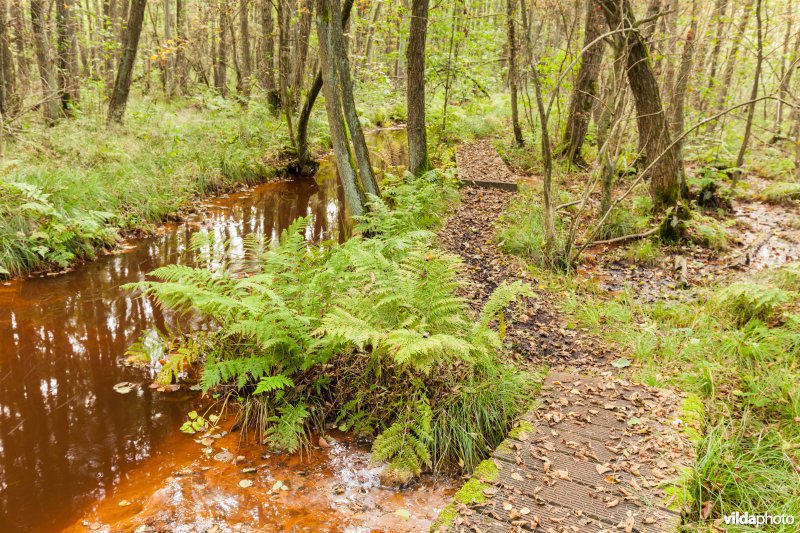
top-left (127, 169), bottom-right (537, 483)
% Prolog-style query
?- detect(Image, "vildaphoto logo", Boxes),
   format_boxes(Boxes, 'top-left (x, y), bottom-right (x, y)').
top-left (723, 512), bottom-right (796, 527)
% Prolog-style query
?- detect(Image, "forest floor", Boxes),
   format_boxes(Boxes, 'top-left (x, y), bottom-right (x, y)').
top-left (434, 139), bottom-right (800, 531)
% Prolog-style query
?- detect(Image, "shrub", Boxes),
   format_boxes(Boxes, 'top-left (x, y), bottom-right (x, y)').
top-left (496, 189), bottom-right (568, 269)
top-left (128, 170), bottom-right (534, 481)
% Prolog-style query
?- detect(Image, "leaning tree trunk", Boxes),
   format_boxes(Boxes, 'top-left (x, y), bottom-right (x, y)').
top-left (328, 0), bottom-right (378, 195)
top-left (506, 0), bottom-right (523, 147)
top-left (215, 1), bottom-right (229, 97)
top-left (295, 0), bottom-right (354, 173)
top-left (559, 0), bottom-right (604, 164)
top-left (107, 0), bottom-right (147, 124)
top-left (315, 0), bottom-right (364, 216)
top-left (599, 0), bottom-right (681, 211)
top-left (406, 0), bottom-right (431, 175)
top-left (292, 0), bottom-right (312, 100)
top-left (30, 0), bottom-right (61, 125)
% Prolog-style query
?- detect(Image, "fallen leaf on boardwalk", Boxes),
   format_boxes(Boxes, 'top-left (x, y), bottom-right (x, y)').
top-left (503, 502), bottom-right (513, 511)
top-left (596, 464), bottom-right (611, 475)
top-left (606, 498), bottom-right (620, 508)
top-left (627, 417), bottom-right (641, 426)
top-left (552, 469), bottom-right (570, 480)
top-left (519, 507), bottom-right (530, 515)
top-left (511, 472), bottom-right (524, 481)
top-left (483, 487), bottom-right (498, 497)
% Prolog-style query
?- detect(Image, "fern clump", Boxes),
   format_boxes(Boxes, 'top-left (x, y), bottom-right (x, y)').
top-left (127, 170), bottom-right (533, 481)
top-left (715, 282), bottom-right (792, 326)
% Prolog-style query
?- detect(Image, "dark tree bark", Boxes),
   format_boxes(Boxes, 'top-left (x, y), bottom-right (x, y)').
top-left (559, 0), bottom-right (604, 164)
top-left (506, 0), bottom-right (523, 147)
top-left (315, 0), bottom-right (364, 216)
top-left (107, 0), bottom-right (148, 124)
top-left (56, 0), bottom-right (81, 114)
top-left (599, 0), bottom-right (682, 210)
top-left (406, 0), bottom-right (430, 175)
top-left (9, 2), bottom-right (29, 93)
top-left (30, 0), bottom-right (61, 124)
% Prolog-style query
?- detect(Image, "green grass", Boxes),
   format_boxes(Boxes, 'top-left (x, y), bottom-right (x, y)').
top-left (760, 182), bottom-right (800, 205)
top-left (0, 89), bottom-right (329, 277)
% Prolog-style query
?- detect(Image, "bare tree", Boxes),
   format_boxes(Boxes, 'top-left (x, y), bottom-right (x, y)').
top-left (506, 0), bottom-right (523, 146)
top-left (732, 0), bottom-right (762, 189)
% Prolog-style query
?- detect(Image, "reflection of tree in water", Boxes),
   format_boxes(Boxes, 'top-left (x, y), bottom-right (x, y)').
top-left (0, 175), bottom-right (350, 532)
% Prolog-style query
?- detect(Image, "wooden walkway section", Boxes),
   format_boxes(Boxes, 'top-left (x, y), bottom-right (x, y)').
top-left (437, 372), bottom-right (694, 532)
top-left (456, 141), bottom-right (521, 191)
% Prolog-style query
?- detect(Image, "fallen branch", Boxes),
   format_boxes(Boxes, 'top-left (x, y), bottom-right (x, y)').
top-left (556, 199), bottom-right (581, 211)
top-left (726, 231), bottom-right (772, 268)
top-left (586, 226), bottom-right (660, 246)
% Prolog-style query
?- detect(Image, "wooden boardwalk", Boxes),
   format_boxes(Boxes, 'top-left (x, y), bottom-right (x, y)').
top-left (436, 372), bottom-right (694, 532)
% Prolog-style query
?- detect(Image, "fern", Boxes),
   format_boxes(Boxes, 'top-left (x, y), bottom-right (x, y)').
top-left (253, 375), bottom-right (294, 395)
top-left (264, 402), bottom-right (309, 453)
top-left (371, 400), bottom-right (433, 482)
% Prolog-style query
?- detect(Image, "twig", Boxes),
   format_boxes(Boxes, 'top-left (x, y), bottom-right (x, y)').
top-left (586, 226), bottom-right (659, 247)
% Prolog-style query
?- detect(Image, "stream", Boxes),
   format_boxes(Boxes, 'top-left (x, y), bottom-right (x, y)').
top-left (0, 130), bottom-right (454, 532)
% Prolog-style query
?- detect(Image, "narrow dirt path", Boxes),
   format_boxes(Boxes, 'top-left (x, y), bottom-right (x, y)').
top-left (438, 183), bottom-right (606, 371)
top-left (435, 141), bottom-right (695, 532)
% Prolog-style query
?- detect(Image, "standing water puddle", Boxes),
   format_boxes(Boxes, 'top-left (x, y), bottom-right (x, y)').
top-left (0, 131), bottom-right (454, 532)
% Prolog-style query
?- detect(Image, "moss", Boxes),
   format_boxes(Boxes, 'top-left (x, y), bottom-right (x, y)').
top-left (508, 419), bottom-right (534, 439)
top-left (661, 465), bottom-right (695, 511)
top-left (429, 459), bottom-right (499, 531)
top-left (471, 458), bottom-right (499, 482)
top-left (680, 393), bottom-right (704, 443)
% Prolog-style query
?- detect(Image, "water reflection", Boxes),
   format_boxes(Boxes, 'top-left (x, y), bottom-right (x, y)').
top-left (0, 130), bottom-right (407, 532)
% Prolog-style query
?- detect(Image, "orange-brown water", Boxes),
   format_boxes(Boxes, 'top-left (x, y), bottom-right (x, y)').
top-left (0, 131), bottom-right (453, 532)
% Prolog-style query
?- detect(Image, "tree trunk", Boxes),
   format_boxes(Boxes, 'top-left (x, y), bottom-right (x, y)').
top-left (406, 0), bottom-right (430, 175)
top-left (702, 0), bottom-right (727, 111)
top-left (162, 0), bottom-right (173, 94)
top-left (9, 2), bottom-right (29, 93)
top-left (56, 0), bottom-right (81, 115)
top-left (711, 0), bottom-right (753, 130)
top-left (559, 0), bottom-right (604, 164)
top-left (214, 1), bottom-right (228, 97)
top-left (328, 0), bottom-right (378, 195)
top-left (0, 0), bottom-right (16, 115)
top-left (774, 0), bottom-right (793, 136)
top-left (292, 0), bottom-right (312, 99)
top-left (175, 0), bottom-right (188, 93)
top-left (259, 0), bottom-right (279, 109)
top-left (506, 0), bottom-right (523, 147)
top-left (315, 0), bottom-right (364, 216)
top-left (599, 0), bottom-right (682, 210)
top-left (295, 0), bottom-right (354, 173)
top-left (107, 0), bottom-right (148, 124)
top-left (731, 0), bottom-right (762, 189)
top-left (670, 1), bottom-right (697, 197)
top-left (239, 0), bottom-right (252, 95)
top-left (30, 0), bottom-right (61, 125)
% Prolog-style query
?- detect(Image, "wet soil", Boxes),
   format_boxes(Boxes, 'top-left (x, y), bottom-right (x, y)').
top-left (66, 427), bottom-right (453, 533)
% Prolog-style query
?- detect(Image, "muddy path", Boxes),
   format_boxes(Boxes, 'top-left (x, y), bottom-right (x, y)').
top-left (0, 130), bottom-right (454, 532)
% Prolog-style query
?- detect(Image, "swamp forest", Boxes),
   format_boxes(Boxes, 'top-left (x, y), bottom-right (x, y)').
top-left (0, 0), bottom-right (799, 531)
